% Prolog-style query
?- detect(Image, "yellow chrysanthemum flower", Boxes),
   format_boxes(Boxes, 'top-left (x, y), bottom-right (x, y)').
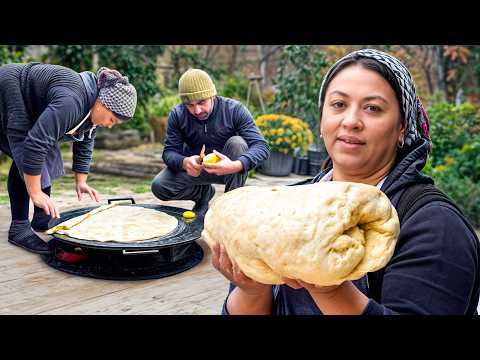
top-left (445, 156), bottom-right (454, 166)
top-left (255, 113), bottom-right (314, 154)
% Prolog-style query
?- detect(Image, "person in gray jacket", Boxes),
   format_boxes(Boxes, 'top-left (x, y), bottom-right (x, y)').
top-left (0, 63), bottom-right (137, 254)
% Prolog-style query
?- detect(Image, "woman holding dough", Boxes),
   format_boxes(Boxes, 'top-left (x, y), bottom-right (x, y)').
top-left (0, 63), bottom-right (137, 254)
top-left (211, 49), bottom-right (480, 315)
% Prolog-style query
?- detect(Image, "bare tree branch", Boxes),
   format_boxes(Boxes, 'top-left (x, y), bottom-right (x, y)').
top-left (259, 45), bottom-right (284, 64)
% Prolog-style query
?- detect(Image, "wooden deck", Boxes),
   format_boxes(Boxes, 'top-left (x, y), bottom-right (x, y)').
top-left (0, 191), bottom-right (229, 315)
top-left (0, 173), bottom-right (310, 315)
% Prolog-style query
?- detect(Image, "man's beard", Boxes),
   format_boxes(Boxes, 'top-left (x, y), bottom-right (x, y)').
top-left (196, 112), bottom-right (210, 120)
top-left (195, 106), bottom-right (213, 120)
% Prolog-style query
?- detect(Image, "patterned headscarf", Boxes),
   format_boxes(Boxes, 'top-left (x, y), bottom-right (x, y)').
top-left (97, 67), bottom-right (137, 121)
top-left (318, 48), bottom-right (431, 149)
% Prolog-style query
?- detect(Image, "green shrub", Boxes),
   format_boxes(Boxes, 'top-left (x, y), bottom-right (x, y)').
top-left (119, 106), bottom-right (151, 134)
top-left (218, 75), bottom-right (266, 117)
top-left (0, 45), bottom-right (24, 65)
top-left (219, 75), bottom-right (249, 101)
top-left (427, 102), bottom-right (480, 166)
top-left (422, 137), bottom-right (480, 228)
top-left (273, 45), bottom-right (330, 145)
top-left (150, 95), bottom-right (181, 118)
top-left (451, 140), bottom-right (480, 183)
top-left (432, 168), bottom-right (480, 228)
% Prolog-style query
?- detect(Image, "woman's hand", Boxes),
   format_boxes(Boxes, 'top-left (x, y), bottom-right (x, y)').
top-left (30, 191), bottom-right (60, 219)
top-left (211, 242), bottom-right (270, 295)
top-left (203, 150), bottom-right (244, 176)
top-left (75, 182), bottom-right (100, 202)
top-left (284, 278), bottom-right (342, 296)
top-left (75, 172), bottom-right (100, 202)
top-left (24, 173), bottom-right (60, 218)
top-left (284, 278), bottom-right (369, 314)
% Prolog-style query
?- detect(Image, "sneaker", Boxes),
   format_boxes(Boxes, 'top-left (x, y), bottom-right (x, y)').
top-left (192, 185), bottom-right (216, 216)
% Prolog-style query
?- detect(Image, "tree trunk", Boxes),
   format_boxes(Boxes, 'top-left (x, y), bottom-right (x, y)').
top-left (257, 45), bottom-right (267, 88)
top-left (435, 45), bottom-right (448, 101)
top-left (143, 103), bottom-right (154, 143)
top-left (258, 45), bottom-right (284, 88)
top-left (228, 45), bottom-right (239, 73)
top-left (92, 52), bottom-right (99, 71)
top-left (422, 46), bottom-right (435, 96)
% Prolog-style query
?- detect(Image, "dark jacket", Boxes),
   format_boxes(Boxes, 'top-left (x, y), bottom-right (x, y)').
top-left (162, 96), bottom-right (270, 172)
top-left (222, 139), bottom-right (480, 315)
top-left (0, 62), bottom-right (98, 179)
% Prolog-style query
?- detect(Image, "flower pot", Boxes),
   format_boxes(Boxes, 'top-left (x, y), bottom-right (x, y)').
top-left (307, 143), bottom-right (328, 164)
top-left (259, 151), bottom-right (294, 177)
top-left (293, 155), bottom-right (310, 175)
top-left (309, 161), bottom-right (322, 176)
top-left (307, 143), bottom-right (327, 176)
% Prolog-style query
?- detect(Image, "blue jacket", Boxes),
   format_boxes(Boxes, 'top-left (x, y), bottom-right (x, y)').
top-left (222, 139), bottom-right (480, 315)
top-left (162, 96), bottom-right (270, 172)
top-left (0, 63), bottom-right (98, 183)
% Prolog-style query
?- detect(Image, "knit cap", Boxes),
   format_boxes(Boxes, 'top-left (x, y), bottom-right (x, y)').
top-left (178, 69), bottom-right (217, 103)
top-left (97, 67), bottom-right (137, 121)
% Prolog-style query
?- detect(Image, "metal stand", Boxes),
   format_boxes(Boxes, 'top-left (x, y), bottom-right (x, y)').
top-left (246, 73), bottom-right (266, 114)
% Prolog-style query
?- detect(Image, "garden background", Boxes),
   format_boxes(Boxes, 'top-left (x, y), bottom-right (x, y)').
top-left (1, 45), bottom-right (479, 229)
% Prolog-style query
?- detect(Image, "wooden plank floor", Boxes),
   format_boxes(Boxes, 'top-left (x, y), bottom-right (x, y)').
top-left (0, 190), bottom-right (230, 315)
top-left (0, 173), bottom-right (311, 315)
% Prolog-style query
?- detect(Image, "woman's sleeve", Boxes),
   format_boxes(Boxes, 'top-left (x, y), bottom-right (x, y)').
top-left (72, 127), bottom-right (96, 174)
top-left (21, 92), bottom-right (83, 175)
top-left (221, 283), bottom-right (237, 315)
top-left (363, 202), bottom-right (479, 315)
top-left (221, 283), bottom-right (277, 315)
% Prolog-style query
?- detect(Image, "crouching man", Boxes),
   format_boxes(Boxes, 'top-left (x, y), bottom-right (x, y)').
top-left (151, 69), bottom-right (270, 215)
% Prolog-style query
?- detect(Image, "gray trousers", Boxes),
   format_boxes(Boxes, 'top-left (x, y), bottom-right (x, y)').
top-left (151, 136), bottom-right (249, 204)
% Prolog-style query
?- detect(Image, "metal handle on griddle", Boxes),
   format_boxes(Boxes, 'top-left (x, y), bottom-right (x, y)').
top-left (108, 197), bottom-right (136, 204)
top-left (122, 249), bottom-right (159, 255)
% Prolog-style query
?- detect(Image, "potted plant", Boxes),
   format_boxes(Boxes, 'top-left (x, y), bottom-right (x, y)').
top-left (256, 114), bottom-right (314, 177)
top-left (292, 147), bottom-right (310, 176)
top-left (272, 45), bottom-right (332, 176)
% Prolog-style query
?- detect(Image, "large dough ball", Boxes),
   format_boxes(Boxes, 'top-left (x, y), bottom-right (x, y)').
top-left (202, 182), bottom-right (399, 286)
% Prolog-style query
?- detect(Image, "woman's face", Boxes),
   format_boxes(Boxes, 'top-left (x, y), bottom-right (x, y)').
top-left (321, 64), bottom-right (405, 178)
top-left (91, 100), bottom-right (122, 128)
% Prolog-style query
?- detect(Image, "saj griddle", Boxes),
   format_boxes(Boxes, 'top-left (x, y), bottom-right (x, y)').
top-left (41, 198), bottom-right (204, 280)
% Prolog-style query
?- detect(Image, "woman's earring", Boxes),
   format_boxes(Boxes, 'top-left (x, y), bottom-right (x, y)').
top-left (398, 138), bottom-right (404, 148)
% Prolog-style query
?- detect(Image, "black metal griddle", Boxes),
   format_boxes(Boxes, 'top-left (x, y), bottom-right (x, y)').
top-left (41, 198), bottom-right (205, 280)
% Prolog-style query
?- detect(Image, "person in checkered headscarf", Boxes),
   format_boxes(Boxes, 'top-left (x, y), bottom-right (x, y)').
top-left (96, 67), bottom-right (137, 123)
top-left (0, 63), bottom-right (137, 254)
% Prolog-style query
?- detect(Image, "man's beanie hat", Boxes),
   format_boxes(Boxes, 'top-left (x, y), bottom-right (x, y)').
top-left (178, 68), bottom-right (217, 103)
